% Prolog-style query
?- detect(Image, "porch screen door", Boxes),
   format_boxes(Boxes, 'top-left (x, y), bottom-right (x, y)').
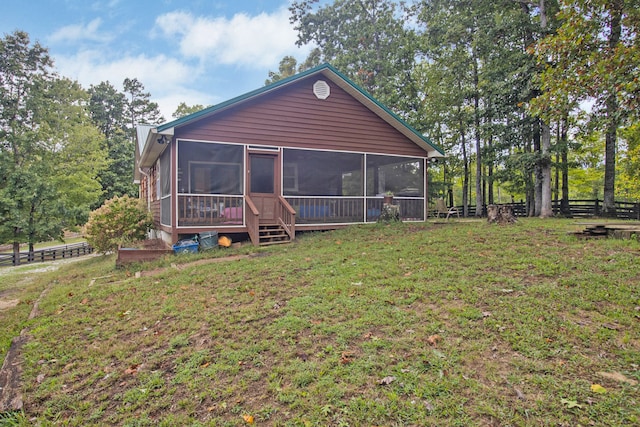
top-left (248, 153), bottom-right (278, 222)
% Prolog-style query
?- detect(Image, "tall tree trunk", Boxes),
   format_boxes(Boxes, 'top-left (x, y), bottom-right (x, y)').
top-left (538, 0), bottom-right (553, 218)
top-left (560, 116), bottom-right (570, 216)
top-left (458, 107), bottom-right (469, 218)
top-left (602, 1), bottom-right (622, 217)
top-left (540, 120), bottom-right (553, 217)
top-left (12, 241), bottom-right (20, 266)
top-left (554, 150), bottom-right (559, 208)
top-left (473, 54), bottom-right (483, 217)
top-left (554, 123), bottom-right (560, 209)
top-left (488, 163), bottom-right (494, 205)
top-left (603, 103), bottom-right (618, 217)
top-left (533, 119), bottom-right (541, 216)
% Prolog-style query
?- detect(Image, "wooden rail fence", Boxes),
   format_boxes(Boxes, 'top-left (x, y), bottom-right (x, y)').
top-left (0, 242), bottom-right (94, 267)
top-left (455, 199), bottom-right (640, 220)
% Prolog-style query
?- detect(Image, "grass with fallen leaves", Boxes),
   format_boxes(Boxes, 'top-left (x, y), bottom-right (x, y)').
top-left (1, 219), bottom-right (639, 426)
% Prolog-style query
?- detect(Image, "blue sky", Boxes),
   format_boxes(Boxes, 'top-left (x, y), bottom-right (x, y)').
top-left (0, 0), bottom-right (313, 119)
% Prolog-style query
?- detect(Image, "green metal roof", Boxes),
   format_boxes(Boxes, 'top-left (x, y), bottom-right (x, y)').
top-left (154, 63), bottom-right (444, 156)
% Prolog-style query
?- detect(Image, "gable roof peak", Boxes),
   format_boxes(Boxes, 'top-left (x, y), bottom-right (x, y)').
top-left (142, 62), bottom-right (443, 165)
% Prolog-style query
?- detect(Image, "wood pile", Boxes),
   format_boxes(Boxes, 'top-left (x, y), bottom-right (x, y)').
top-left (572, 223), bottom-right (640, 240)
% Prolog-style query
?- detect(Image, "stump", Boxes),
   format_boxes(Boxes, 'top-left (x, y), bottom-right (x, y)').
top-left (487, 204), bottom-right (517, 224)
top-left (378, 203), bottom-right (401, 223)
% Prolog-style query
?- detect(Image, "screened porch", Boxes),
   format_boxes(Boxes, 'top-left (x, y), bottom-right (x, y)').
top-left (282, 148), bottom-right (426, 224)
top-left (171, 141), bottom-right (426, 228)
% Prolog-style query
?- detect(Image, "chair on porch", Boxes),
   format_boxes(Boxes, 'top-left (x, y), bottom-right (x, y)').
top-left (435, 197), bottom-right (459, 220)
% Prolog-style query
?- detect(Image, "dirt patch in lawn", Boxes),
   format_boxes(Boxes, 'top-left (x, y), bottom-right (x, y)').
top-left (0, 299), bottom-right (20, 310)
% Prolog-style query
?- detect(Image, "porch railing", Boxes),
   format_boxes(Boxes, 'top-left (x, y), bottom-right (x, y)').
top-left (176, 194), bottom-right (426, 228)
top-left (244, 196), bottom-right (260, 245)
top-left (277, 196), bottom-right (296, 240)
top-left (286, 197), bottom-right (364, 224)
top-left (177, 194), bottom-right (244, 227)
top-left (286, 196), bottom-right (426, 223)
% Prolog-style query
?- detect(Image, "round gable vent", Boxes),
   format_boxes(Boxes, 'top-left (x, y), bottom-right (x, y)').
top-left (313, 80), bottom-right (330, 99)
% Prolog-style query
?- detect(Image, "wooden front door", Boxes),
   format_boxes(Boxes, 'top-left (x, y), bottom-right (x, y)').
top-left (248, 153), bottom-right (278, 223)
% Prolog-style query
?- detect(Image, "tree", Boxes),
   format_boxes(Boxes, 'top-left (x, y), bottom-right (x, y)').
top-left (0, 31), bottom-right (59, 262)
top-left (416, 0), bottom-right (526, 216)
top-left (173, 102), bottom-right (206, 119)
top-left (88, 81), bottom-right (134, 203)
top-left (617, 123), bottom-right (640, 200)
top-left (532, 0), bottom-right (639, 216)
top-left (43, 77), bottom-right (107, 225)
top-left (89, 78), bottom-right (163, 204)
top-left (88, 81), bottom-right (127, 140)
top-left (265, 56), bottom-right (300, 85)
top-left (123, 77), bottom-right (164, 130)
top-left (520, 0), bottom-right (557, 218)
top-left (0, 31), bottom-right (106, 262)
top-left (290, 0), bottom-right (419, 113)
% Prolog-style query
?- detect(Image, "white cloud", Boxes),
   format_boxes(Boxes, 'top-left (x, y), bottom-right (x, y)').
top-left (154, 6), bottom-right (303, 68)
top-left (53, 50), bottom-right (206, 119)
top-left (47, 5), bottom-right (313, 122)
top-left (48, 18), bottom-right (113, 44)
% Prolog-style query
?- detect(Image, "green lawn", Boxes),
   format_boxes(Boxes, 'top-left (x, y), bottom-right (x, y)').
top-left (1, 219), bottom-right (638, 426)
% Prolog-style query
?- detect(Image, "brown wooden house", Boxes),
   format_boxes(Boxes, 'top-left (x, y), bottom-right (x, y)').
top-left (136, 63), bottom-right (444, 246)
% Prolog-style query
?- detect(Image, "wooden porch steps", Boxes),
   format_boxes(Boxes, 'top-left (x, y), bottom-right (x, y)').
top-left (259, 224), bottom-right (291, 246)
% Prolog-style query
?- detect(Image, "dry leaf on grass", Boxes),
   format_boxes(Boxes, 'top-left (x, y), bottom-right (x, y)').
top-left (427, 334), bottom-right (442, 346)
top-left (378, 376), bottom-right (396, 386)
top-left (124, 364), bottom-right (139, 375)
top-left (340, 351), bottom-right (355, 364)
top-left (560, 398), bottom-right (582, 409)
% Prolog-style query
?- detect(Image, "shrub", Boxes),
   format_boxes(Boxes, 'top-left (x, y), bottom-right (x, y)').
top-left (85, 195), bottom-right (153, 253)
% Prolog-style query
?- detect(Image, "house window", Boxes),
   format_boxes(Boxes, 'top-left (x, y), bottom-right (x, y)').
top-left (283, 164), bottom-right (298, 192)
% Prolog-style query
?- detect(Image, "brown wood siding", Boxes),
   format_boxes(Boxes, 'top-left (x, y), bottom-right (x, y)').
top-left (176, 76), bottom-right (427, 157)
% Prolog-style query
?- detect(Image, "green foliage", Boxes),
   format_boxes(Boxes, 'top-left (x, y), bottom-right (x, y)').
top-left (42, 77), bottom-right (107, 224)
top-left (617, 123), bottom-right (640, 200)
top-left (0, 167), bottom-right (66, 246)
top-left (0, 31), bottom-right (103, 248)
top-left (532, 0), bottom-right (639, 120)
top-left (85, 195), bottom-right (153, 253)
top-left (265, 56), bottom-right (300, 85)
top-left (531, 0), bottom-right (639, 214)
top-left (123, 77), bottom-right (164, 129)
top-left (413, 0), bottom-right (553, 210)
top-left (172, 102), bottom-right (206, 119)
top-left (88, 78), bottom-right (163, 206)
top-left (290, 0), bottom-right (418, 112)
